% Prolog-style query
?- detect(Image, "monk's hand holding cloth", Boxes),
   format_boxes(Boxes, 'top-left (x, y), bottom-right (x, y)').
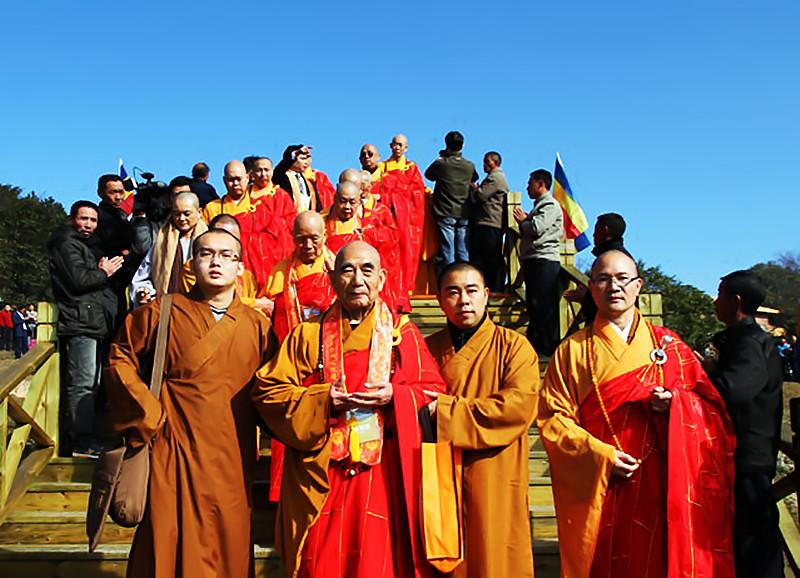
top-left (349, 380), bottom-right (393, 407)
top-left (612, 450), bottom-right (640, 479)
top-left (650, 386), bottom-right (672, 413)
top-left (330, 379), bottom-right (351, 411)
top-left (423, 390), bottom-right (439, 415)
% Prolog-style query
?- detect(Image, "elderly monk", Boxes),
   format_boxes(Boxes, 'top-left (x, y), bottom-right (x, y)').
top-left (324, 180), bottom-right (400, 312)
top-left (359, 143), bottom-right (381, 174)
top-left (261, 211), bottom-right (335, 501)
top-left (131, 191), bottom-right (207, 306)
top-left (106, 229), bottom-right (275, 578)
top-left (372, 134), bottom-right (427, 308)
top-left (425, 262), bottom-right (538, 578)
top-left (252, 241), bottom-right (446, 578)
top-left (538, 250), bottom-right (736, 578)
top-left (273, 144), bottom-right (336, 212)
top-left (245, 156), bottom-right (297, 286)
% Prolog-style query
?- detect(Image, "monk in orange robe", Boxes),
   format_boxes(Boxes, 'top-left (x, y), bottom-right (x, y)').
top-left (105, 229), bottom-right (275, 578)
top-left (425, 263), bottom-right (538, 578)
top-left (538, 250), bottom-right (736, 578)
top-left (245, 156), bottom-right (297, 287)
top-left (252, 241), bottom-right (446, 578)
top-left (373, 134), bottom-right (426, 309)
top-left (262, 211), bottom-right (335, 501)
top-left (273, 145), bottom-right (336, 212)
top-left (324, 180), bottom-right (400, 312)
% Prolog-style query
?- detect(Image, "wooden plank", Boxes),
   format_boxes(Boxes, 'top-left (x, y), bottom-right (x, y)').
top-left (0, 342), bottom-right (56, 403)
top-left (0, 447), bottom-right (54, 525)
top-left (2, 424), bottom-right (31, 505)
top-left (0, 399), bottom-right (6, 512)
top-left (779, 500), bottom-right (800, 575)
top-left (41, 351), bottom-right (60, 453)
top-left (7, 397), bottom-right (53, 447)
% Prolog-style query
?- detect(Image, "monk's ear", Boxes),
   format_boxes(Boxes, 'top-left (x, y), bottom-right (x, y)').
top-left (236, 260), bottom-right (244, 277)
top-left (377, 267), bottom-right (386, 291)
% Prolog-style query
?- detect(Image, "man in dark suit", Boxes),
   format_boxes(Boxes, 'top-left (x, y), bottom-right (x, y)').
top-left (190, 162), bottom-right (219, 208)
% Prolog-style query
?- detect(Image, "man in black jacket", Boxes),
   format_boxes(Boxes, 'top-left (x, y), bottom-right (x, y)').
top-left (700, 270), bottom-right (783, 578)
top-left (49, 201), bottom-right (123, 457)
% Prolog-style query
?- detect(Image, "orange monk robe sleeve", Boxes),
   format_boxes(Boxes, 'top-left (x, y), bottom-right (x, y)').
top-left (104, 301), bottom-right (166, 449)
top-left (252, 323), bottom-right (332, 452)
top-left (180, 258), bottom-right (196, 294)
top-left (237, 269), bottom-right (259, 309)
top-left (436, 334), bottom-right (539, 449)
top-left (536, 340), bottom-right (617, 578)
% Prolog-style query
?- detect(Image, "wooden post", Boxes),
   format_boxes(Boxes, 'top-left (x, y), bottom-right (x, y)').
top-left (36, 302), bottom-right (57, 343)
top-left (0, 398), bottom-right (7, 512)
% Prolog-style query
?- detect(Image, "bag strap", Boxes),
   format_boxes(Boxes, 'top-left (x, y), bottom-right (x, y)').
top-left (148, 294), bottom-right (173, 400)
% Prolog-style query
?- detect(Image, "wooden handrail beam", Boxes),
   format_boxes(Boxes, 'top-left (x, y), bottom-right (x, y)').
top-left (0, 342), bottom-right (56, 403)
top-left (6, 397), bottom-right (53, 448)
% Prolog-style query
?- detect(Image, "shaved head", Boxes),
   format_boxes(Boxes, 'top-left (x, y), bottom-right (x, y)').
top-left (173, 191), bottom-right (200, 210)
top-left (332, 241), bottom-right (386, 319)
top-left (335, 240), bottom-right (381, 271)
top-left (223, 160), bottom-right (248, 200)
top-left (338, 168), bottom-right (362, 184)
top-left (589, 249), bottom-right (643, 324)
top-left (224, 160), bottom-right (246, 176)
top-left (293, 210), bottom-right (325, 236)
top-left (590, 249), bottom-right (638, 278)
top-left (209, 213), bottom-right (241, 238)
top-left (390, 134), bottom-right (408, 160)
top-left (359, 143), bottom-right (380, 172)
top-left (334, 181), bottom-right (361, 221)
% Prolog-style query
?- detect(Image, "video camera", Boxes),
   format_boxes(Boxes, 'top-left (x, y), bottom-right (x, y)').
top-left (131, 171), bottom-right (169, 220)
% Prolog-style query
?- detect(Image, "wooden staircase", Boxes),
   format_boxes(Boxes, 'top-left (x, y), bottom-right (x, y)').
top-left (0, 296), bottom-right (561, 577)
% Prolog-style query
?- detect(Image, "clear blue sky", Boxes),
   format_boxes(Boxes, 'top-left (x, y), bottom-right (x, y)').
top-left (1, 1), bottom-right (797, 294)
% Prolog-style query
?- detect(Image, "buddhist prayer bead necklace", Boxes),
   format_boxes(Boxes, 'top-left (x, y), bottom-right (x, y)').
top-left (585, 316), bottom-right (664, 463)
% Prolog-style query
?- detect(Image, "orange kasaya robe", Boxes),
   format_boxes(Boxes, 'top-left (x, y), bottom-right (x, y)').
top-left (537, 310), bottom-right (736, 578)
top-left (251, 302), bottom-right (447, 578)
top-left (248, 184), bottom-right (297, 287)
top-left (375, 157), bottom-right (426, 303)
top-left (262, 251), bottom-right (335, 502)
top-left (426, 318), bottom-right (539, 578)
top-left (323, 208), bottom-right (401, 312)
top-left (104, 291), bottom-right (276, 578)
top-left (201, 192), bottom-right (261, 278)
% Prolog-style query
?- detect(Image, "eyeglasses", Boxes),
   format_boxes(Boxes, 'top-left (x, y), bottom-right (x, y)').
top-left (195, 249), bottom-right (240, 263)
top-left (591, 274), bottom-right (641, 289)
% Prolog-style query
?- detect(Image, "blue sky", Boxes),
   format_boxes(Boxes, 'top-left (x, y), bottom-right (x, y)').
top-left (1, 1), bottom-right (797, 294)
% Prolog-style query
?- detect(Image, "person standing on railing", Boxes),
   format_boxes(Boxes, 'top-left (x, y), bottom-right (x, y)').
top-left (513, 169), bottom-right (563, 356)
top-left (425, 131), bottom-right (479, 275)
top-left (47, 200), bottom-right (124, 457)
top-left (697, 270), bottom-right (784, 578)
top-left (468, 151), bottom-right (509, 292)
top-left (538, 250), bottom-right (736, 578)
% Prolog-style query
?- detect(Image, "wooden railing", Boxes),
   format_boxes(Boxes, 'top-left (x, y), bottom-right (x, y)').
top-left (0, 303), bottom-right (59, 524)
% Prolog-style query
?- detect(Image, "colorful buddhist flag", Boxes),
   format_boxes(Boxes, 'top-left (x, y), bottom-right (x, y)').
top-left (118, 158), bottom-right (136, 215)
top-left (553, 153), bottom-right (590, 251)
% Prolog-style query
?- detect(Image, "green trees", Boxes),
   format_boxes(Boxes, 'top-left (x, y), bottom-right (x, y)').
top-left (638, 261), bottom-right (723, 350)
top-left (0, 184), bottom-right (67, 305)
top-left (749, 254), bottom-right (800, 331)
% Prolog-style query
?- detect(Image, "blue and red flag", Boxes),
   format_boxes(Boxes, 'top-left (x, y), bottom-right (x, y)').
top-left (552, 153), bottom-right (590, 252)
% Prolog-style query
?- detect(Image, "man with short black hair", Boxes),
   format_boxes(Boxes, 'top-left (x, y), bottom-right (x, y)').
top-left (469, 151), bottom-right (509, 291)
top-left (513, 169), bottom-right (564, 355)
top-left (190, 161), bottom-right (219, 208)
top-left (425, 131), bottom-right (479, 273)
top-left (700, 270), bottom-right (783, 578)
top-left (48, 200), bottom-right (124, 457)
top-left (593, 213), bottom-right (627, 257)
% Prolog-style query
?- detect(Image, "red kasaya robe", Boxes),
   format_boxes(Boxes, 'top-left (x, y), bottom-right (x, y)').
top-left (249, 185), bottom-right (297, 287)
top-left (307, 168), bottom-right (336, 209)
top-left (376, 158), bottom-right (426, 307)
top-left (252, 305), bottom-right (447, 578)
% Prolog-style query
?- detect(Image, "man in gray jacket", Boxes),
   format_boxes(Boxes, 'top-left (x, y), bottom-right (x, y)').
top-left (469, 151), bottom-right (509, 291)
top-left (513, 169), bottom-right (564, 355)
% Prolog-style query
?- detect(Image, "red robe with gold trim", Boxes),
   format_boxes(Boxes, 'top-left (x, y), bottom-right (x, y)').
top-left (249, 185), bottom-right (297, 287)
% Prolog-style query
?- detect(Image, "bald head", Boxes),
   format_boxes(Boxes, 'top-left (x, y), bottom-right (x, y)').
top-left (359, 143), bottom-right (380, 172)
top-left (589, 249), bottom-right (643, 323)
top-left (338, 168), bottom-right (362, 185)
top-left (293, 211), bottom-right (325, 264)
top-left (223, 160), bottom-right (248, 200)
top-left (590, 249), bottom-right (638, 278)
top-left (390, 134), bottom-right (408, 160)
top-left (209, 213), bottom-right (241, 238)
top-left (332, 241), bottom-right (386, 318)
top-left (173, 191), bottom-right (200, 210)
top-left (334, 181), bottom-right (361, 221)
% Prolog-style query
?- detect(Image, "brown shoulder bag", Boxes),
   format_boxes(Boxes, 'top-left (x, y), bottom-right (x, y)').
top-left (86, 294), bottom-right (173, 551)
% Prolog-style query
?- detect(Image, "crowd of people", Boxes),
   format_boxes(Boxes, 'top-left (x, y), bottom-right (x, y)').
top-left (0, 303), bottom-right (37, 358)
top-left (41, 132), bottom-right (785, 578)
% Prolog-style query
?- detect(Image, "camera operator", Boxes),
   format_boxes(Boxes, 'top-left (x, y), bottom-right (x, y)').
top-left (131, 175), bottom-right (191, 256)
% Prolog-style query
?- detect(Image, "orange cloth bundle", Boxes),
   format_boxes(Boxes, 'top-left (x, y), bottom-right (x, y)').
top-left (420, 440), bottom-right (463, 573)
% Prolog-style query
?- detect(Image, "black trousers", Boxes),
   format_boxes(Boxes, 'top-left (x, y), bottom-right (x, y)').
top-left (0, 326), bottom-right (11, 350)
top-left (734, 472), bottom-right (784, 578)
top-left (469, 225), bottom-right (505, 292)
top-left (522, 258), bottom-right (562, 356)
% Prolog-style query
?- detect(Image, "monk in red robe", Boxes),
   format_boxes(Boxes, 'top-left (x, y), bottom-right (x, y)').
top-left (252, 241), bottom-right (446, 578)
top-left (373, 134), bottom-right (426, 311)
top-left (324, 180), bottom-right (400, 312)
top-left (247, 156), bottom-right (297, 287)
top-left (538, 250), bottom-right (736, 578)
top-left (106, 229), bottom-right (275, 578)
